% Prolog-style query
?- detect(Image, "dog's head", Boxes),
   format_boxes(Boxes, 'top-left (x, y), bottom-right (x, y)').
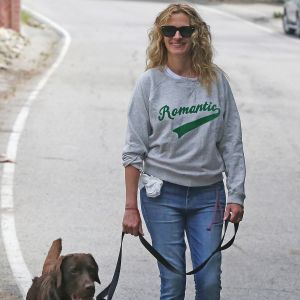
top-left (55, 253), bottom-right (100, 300)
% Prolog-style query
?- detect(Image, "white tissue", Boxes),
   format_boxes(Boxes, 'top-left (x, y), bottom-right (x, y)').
top-left (139, 173), bottom-right (163, 198)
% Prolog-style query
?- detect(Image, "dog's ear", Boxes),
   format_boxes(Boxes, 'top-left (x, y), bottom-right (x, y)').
top-left (42, 238), bottom-right (62, 275)
top-left (54, 256), bottom-right (65, 288)
top-left (88, 254), bottom-right (101, 284)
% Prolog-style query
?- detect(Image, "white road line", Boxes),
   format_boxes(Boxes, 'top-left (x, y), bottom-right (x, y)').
top-left (198, 5), bottom-right (300, 46)
top-left (198, 5), bottom-right (275, 34)
top-left (0, 6), bottom-right (71, 299)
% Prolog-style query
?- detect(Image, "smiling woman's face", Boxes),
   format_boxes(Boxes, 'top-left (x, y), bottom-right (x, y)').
top-left (163, 13), bottom-right (193, 58)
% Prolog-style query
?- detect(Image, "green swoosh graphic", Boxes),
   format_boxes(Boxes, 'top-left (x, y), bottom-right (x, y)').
top-left (173, 110), bottom-right (220, 138)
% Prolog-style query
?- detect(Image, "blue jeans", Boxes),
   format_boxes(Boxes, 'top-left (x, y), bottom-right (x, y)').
top-left (140, 180), bottom-right (226, 300)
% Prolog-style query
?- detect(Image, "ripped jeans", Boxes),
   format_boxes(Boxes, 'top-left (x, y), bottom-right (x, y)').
top-left (140, 180), bottom-right (226, 300)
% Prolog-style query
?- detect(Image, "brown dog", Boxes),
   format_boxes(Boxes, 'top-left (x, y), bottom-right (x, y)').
top-left (26, 239), bottom-right (100, 300)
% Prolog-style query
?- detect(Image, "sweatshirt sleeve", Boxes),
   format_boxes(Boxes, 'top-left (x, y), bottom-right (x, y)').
top-left (122, 77), bottom-right (151, 171)
top-left (218, 76), bottom-right (246, 206)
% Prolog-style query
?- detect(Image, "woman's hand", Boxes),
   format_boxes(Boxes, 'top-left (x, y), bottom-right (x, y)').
top-left (122, 208), bottom-right (144, 236)
top-left (224, 203), bottom-right (244, 223)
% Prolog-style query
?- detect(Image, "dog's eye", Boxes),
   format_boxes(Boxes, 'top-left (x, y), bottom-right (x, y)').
top-left (70, 268), bottom-right (79, 275)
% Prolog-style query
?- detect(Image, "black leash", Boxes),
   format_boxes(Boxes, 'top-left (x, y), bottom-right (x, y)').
top-left (96, 220), bottom-right (238, 300)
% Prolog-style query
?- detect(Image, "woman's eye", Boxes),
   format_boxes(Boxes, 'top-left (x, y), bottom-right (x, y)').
top-left (71, 269), bottom-right (78, 274)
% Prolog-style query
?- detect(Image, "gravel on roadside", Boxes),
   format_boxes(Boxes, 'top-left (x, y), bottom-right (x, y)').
top-left (0, 12), bottom-right (61, 103)
top-left (0, 28), bottom-right (28, 68)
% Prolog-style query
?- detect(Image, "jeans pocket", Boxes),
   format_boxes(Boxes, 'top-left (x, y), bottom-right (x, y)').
top-left (206, 187), bottom-right (226, 231)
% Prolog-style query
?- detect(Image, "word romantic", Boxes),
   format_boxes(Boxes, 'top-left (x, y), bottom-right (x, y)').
top-left (158, 101), bottom-right (221, 121)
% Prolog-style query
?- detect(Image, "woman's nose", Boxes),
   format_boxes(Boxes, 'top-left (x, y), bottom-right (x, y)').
top-left (173, 30), bottom-right (182, 39)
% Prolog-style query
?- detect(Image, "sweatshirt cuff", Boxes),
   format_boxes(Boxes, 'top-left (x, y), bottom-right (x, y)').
top-left (122, 154), bottom-right (143, 171)
top-left (227, 193), bottom-right (245, 207)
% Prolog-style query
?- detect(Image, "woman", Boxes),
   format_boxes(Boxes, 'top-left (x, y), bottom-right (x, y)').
top-left (122, 3), bottom-right (245, 300)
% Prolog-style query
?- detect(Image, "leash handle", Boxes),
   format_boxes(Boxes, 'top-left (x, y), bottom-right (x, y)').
top-left (138, 220), bottom-right (238, 276)
top-left (96, 221), bottom-right (238, 299)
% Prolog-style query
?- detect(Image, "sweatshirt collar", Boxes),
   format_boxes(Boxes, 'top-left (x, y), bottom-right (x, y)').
top-left (164, 67), bottom-right (198, 82)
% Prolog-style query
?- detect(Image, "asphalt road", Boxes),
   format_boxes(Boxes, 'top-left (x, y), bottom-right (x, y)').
top-left (1, 0), bottom-right (300, 299)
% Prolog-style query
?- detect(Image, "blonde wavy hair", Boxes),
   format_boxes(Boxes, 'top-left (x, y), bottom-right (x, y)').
top-left (146, 3), bottom-right (219, 90)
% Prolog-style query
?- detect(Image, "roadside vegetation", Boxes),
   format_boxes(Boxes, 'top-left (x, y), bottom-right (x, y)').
top-left (21, 10), bottom-right (44, 28)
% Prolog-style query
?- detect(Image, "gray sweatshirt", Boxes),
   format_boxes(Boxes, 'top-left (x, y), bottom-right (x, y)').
top-left (122, 67), bottom-right (246, 206)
